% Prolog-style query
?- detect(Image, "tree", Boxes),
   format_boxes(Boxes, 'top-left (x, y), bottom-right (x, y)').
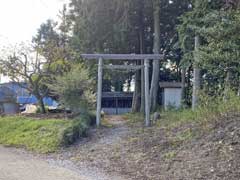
top-left (131, 0), bottom-right (146, 113)
top-left (48, 63), bottom-right (95, 114)
top-left (66, 0), bottom-right (191, 112)
top-left (198, 4), bottom-right (240, 98)
top-left (150, 0), bottom-right (161, 111)
top-left (0, 44), bottom-right (54, 113)
top-left (68, 0), bottom-right (133, 92)
top-left (147, 0), bottom-right (190, 111)
top-left (178, 0), bottom-right (225, 109)
top-left (32, 19), bottom-right (72, 76)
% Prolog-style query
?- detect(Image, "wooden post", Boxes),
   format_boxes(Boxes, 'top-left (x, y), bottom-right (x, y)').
top-left (96, 58), bottom-right (103, 127)
top-left (140, 60), bottom-right (145, 113)
top-left (144, 59), bottom-right (150, 127)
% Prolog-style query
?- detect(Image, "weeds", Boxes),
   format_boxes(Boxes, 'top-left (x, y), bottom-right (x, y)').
top-left (123, 113), bottom-right (144, 125)
top-left (164, 151), bottom-right (177, 160)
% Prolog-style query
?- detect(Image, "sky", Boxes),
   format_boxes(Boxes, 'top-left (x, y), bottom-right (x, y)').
top-left (0, 0), bottom-right (69, 46)
top-left (0, 0), bottom-right (69, 83)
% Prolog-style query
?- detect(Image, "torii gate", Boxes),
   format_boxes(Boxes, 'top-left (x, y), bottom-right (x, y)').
top-left (81, 54), bottom-right (164, 127)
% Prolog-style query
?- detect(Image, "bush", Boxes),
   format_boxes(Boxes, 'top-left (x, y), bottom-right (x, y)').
top-left (48, 63), bottom-right (95, 114)
top-left (61, 113), bottom-right (94, 145)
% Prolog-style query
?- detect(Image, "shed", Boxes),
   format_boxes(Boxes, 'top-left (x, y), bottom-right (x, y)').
top-left (159, 82), bottom-right (183, 110)
top-left (0, 86), bottom-right (19, 114)
top-left (101, 92), bottom-right (133, 115)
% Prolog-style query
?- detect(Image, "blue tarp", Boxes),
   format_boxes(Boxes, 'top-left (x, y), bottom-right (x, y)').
top-left (1, 82), bottom-right (56, 106)
top-left (17, 96), bottom-right (55, 106)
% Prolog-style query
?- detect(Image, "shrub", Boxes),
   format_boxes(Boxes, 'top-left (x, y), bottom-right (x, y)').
top-left (48, 63), bottom-right (95, 114)
top-left (61, 113), bottom-right (94, 145)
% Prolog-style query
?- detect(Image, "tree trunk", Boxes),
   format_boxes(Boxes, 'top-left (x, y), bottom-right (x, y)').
top-left (150, 0), bottom-right (160, 111)
top-left (238, 76), bottom-right (240, 96)
top-left (132, 65), bottom-right (141, 112)
top-left (181, 68), bottom-right (186, 105)
top-left (186, 67), bottom-right (191, 105)
top-left (136, 0), bottom-right (145, 113)
top-left (238, 84), bottom-right (240, 96)
top-left (192, 35), bottom-right (201, 110)
top-left (224, 70), bottom-right (232, 100)
top-left (37, 96), bottom-right (46, 114)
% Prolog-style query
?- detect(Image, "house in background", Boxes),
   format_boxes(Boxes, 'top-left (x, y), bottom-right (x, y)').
top-left (0, 82), bottom-right (56, 107)
top-left (0, 86), bottom-right (19, 114)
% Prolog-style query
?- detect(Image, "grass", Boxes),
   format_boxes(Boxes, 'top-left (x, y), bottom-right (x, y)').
top-left (0, 114), bottom-right (92, 153)
top-left (164, 151), bottom-right (177, 160)
top-left (124, 92), bottom-right (240, 130)
top-left (159, 93), bottom-right (240, 128)
top-left (123, 113), bottom-right (144, 125)
top-left (101, 117), bottom-right (114, 128)
top-left (175, 128), bottom-right (195, 141)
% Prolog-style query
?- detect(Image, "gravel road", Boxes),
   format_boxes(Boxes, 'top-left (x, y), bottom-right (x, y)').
top-left (0, 116), bottom-right (128, 180)
top-left (0, 146), bottom-right (103, 180)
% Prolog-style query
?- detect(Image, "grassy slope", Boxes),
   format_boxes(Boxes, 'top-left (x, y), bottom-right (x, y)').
top-left (117, 94), bottom-right (240, 179)
top-left (126, 93), bottom-right (240, 128)
top-left (0, 115), bottom-right (90, 153)
top-left (124, 94), bottom-right (240, 156)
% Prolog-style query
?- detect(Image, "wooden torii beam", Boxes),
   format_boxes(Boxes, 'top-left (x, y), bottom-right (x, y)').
top-left (81, 54), bottom-right (164, 60)
top-left (104, 65), bottom-right (143, 70)
top-left (81, 54), bottom-right (164, 127)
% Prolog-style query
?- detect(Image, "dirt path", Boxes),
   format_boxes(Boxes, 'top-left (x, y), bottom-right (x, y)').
top-left (52, 115), bottom-right (131, 180)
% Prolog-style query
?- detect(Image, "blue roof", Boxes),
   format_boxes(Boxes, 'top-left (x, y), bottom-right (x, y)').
top-left (0, 86), bottom-right (16, 102)
top-left (0, 82), bottom-right (56, 106)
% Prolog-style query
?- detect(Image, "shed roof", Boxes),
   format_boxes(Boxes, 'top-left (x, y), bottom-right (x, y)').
top-left (159, 82), bottom-right (183, 88)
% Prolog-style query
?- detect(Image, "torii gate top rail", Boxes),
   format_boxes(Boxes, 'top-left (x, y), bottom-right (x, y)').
top-left (81, 54), bottom-right (164, 60)
top-left (81, 54), bottom-right (164, 127)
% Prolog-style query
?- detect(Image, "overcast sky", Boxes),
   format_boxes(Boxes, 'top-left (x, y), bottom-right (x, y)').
top-left (0, 0), bottom-right (69, 83)
top-left (0, 0), bottom-right (69, 46)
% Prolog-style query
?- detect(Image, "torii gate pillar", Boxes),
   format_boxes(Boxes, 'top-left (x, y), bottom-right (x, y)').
top-left (144, 59), bottom-right (150, 127)
top-left (96, 58), bottom-right (103, 127)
